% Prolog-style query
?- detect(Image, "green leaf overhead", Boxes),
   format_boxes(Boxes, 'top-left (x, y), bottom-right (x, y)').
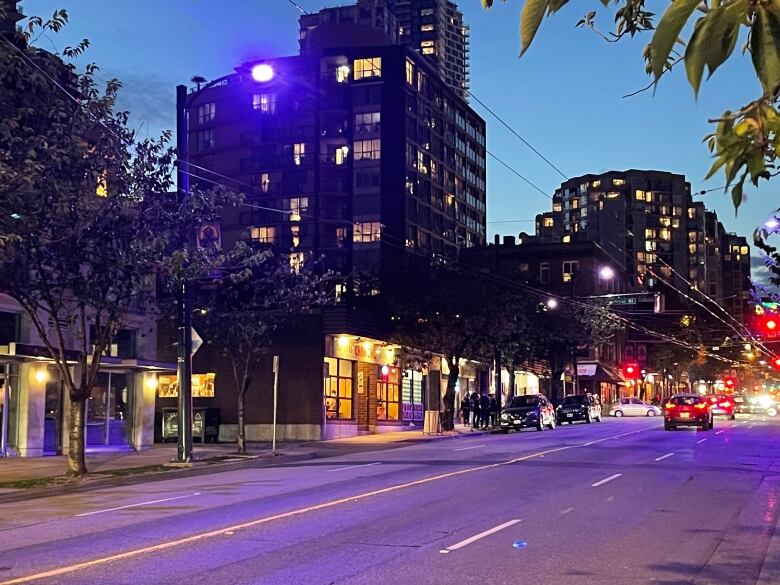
top-left (649, 0), bottom-right (700, 80)
top-left (520, 0), bottom-right (550, 55)
top-left (751, 2), bottom-right (780, 94)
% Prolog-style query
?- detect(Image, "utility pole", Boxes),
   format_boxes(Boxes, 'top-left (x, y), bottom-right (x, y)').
top-left (175, 84), bottom-right (194, 463)
top-left (1, 363), bottom-right (10, 457)
top-left (494, 348), bottom-right (502, 429)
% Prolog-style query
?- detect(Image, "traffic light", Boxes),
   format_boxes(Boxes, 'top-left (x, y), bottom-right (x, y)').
top-left (772, 357), bottom-right (780, 371)
top-left (724, 377), bottom-right (736, 391)
top-left (754, 307), bottom-right (779, 338)
top-left (622, 363), bottom-right (640, 380)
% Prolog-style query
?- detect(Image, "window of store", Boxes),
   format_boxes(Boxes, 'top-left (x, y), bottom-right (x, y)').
top-left (324, 358), bottom-right (353, 420)
top-left (401, 369), bottom-right (424, 421)
top-left (377, 367), bottom-right (400, 421)
top-left (86, 371), bottom-right (132, 446)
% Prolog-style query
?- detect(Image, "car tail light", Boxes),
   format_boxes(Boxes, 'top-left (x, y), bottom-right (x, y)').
top-left (694, 403), bottom-right (707, 410)
top-left (664, 402), bottom-right (676, 409)
top-left (719, 401), bottom-right (731, 408)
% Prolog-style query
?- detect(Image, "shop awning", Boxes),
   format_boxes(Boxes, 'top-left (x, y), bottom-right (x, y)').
top-left (577, 362), bottom-right (625, 383)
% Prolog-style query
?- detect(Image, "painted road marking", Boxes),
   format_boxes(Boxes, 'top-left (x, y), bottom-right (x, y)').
top-left (438, 519), bottom-right (521, 554)
top-left (591, 474), bottom-right (622, 488)
top-left (559, 507), bottom-right (574, 516)
top-left (74, 493), bottom-right (201, 517)
top-left (0, 427), bottom-right (655, 585)
top-left (454, 445), bottom-right (485, 451)
top-left (716, 430), bottom-right (725, 435)
top-left (327, 462), bottom-right (382, 473)
top-left (697, 439), bottom-right (707, 444)
top-left (654, 453), bottom-right (675, 462)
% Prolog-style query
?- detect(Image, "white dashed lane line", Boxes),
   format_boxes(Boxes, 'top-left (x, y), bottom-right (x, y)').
top-left (439, 519), bottom-right (521, 554)
top-left (591, 473), bottom-right (622, 488)
top-left (654, 452), bottom-right (675, 462)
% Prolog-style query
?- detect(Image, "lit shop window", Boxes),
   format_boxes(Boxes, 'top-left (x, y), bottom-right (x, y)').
top-left (324, 357), bottom-right (354, 420)
top-left (353, 58), bottom-right (382, 80)
top-left (377, 366), bottom-right (400, 420)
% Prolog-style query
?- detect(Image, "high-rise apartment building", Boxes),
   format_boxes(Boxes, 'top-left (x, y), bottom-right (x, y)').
top-left (300, 0), bottom-right (470, 99)
top-left (185, 43), bottom-right (486, 279)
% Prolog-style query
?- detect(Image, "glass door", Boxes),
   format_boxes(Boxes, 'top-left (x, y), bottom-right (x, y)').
top-left (87, 371), bottom-right (132, 446)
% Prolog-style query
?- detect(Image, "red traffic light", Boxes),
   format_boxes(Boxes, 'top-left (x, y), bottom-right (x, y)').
top-left (772, 357), bottom-right (780, 370)
top-left (724, 377), bottom-right (736, 389)
top-left (622, 363), bottom-right (640, 380)
top-left (756, 313), bottom-right (780, 338)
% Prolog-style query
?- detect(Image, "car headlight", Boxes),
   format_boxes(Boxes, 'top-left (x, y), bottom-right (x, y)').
top-left (759, 395), bottom-right (774, 408)
top-left (501, 413), bottom-right (511, 421)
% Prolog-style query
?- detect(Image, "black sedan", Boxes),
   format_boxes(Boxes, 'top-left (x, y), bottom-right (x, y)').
top-left (500, 394), bottom-right (556, 432)
top-left (557, 394), bottom-right (602, 424)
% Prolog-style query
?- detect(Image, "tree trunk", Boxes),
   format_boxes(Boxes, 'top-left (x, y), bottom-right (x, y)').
top-left (441, 358), bottom-right (459, 432)
top-left (237, 389), bottom-right (246, 455)
top-left (67, 397), bottom-right (87, 477)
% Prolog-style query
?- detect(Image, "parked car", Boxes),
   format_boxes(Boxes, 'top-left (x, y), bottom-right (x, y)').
top-left (500, 394), bottom-right (556, 432)
top-left (663, 394), bottom-right (713, 431)
top-left (557, 394), bottom-right (602, 424)
top-left (609, 398), bottom-right (661, 417)
top-left (704, 394), bottom-right (736, 420)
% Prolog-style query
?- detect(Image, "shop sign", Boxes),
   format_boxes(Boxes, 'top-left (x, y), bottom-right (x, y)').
top-left (157, 373), bottom-right (216, 398)
top-left (357, 371), bottom-right (365, 395)
top-left (331, 337), bottom-right (393, 365)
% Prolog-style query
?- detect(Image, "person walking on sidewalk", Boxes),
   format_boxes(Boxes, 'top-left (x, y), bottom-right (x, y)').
top-left (470, 391), bottom-right (481, 430)
top-left (479, 393), bottom-right (490, 429)
top-left (460, 395), bottom-right (471, 427)
top-left (489, 394), bottom-right (499, 428)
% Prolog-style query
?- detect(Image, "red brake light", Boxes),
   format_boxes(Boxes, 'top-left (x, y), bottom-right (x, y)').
top-left (719, 401), bottom-right (731, 408)
top-left (694, 402), bottom-right (707, 409)
top-left (664, 402), bottom-right (676, 409)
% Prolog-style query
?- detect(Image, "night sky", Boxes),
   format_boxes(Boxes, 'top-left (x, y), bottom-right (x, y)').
top-left (22, 0), bottom-right (777, 282)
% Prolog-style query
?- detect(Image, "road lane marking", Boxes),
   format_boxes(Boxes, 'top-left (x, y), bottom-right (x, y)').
top-left (438, 519), bottom-right (521, 554)
top-left (74, 493), bottom-right (201, 517)
top-left (327, 462), bottom-right (382, 473)
top-left (454, 445), bottom-right (485, 451)
top-left (0, 426), bottom-right (655, 585)
top-left (697, 439), bottom-right (707, 444)
top-left (654, 453), bottom-right (675, 462)
top-left (591, 473), bottom-right (622, 487)
top-left (716, 430), bottom-right (725, 435)
top-left (559, 507), bottom-right (574, 516)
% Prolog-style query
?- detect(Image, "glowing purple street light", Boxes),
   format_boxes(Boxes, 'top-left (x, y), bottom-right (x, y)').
top-left (251, 63), bottom-right (274, 82)
top-left (599, 266), bottom-right (615, 280)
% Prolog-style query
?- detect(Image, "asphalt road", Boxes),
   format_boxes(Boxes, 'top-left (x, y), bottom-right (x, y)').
top-left (1, 415), bottom-right (780, 585)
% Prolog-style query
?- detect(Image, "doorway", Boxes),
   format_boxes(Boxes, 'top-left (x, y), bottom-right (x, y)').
top-left (87, 371), bottom-right (132, 446)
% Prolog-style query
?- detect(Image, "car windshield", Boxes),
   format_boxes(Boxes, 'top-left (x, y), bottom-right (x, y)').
top-left (671, 395), bottom-right (701, 406)
top-left (509, 396), bottom-right (538, 408)
top-left (562, 396), bottom-right (587, 405)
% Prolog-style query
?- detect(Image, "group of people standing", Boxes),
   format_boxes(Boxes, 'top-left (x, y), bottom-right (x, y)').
top-left (459, 391), bottom-right (498, 429)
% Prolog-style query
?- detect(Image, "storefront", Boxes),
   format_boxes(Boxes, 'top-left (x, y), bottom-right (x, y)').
top-left (324, 335), bottom-right (423, 438)
top-left (577, 361), bottom-right (624, 405)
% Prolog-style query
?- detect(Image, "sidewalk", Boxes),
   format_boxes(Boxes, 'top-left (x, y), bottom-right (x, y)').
top-left (0, 424), bottom-right (490, 494)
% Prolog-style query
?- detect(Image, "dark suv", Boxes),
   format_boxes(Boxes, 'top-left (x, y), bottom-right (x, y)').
top-left (500, 394), bottom-right (556, 432)
top-left (557, 394), bottom-right (602, 424)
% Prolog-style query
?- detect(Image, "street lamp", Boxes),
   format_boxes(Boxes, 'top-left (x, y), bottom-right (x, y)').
top-left (173, 65), bottom-right (276, 463)
top-left (599, 266), bottom-right (615, 280)
top-left (546, 298), bottom-right (559, 310)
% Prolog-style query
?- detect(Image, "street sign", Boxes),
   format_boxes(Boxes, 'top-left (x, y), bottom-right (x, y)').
top-left (191, 327), bottom-right (203, 355)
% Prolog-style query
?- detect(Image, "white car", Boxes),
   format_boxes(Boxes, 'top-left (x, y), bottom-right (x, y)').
top-left (609, 398), bottom-right (661, 417)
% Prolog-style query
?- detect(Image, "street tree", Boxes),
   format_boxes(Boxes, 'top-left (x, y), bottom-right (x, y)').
top-left (0, 11), bottom-right (236, 475)
top-left (194, 246), bottom-right (333, 453)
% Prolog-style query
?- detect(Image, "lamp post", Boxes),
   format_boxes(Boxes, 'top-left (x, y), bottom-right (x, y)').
top-left (173, 63), bottom-right (275, 463)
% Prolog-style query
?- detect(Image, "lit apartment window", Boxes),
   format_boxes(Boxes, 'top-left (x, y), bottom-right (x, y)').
top-left (196, 128), bottom-right (215, 150)
top-left (740, 246), bottom-right (749, 255)
top-left (406, 59), bottom-right (414, 85)
top-left (635, 189), bottom-right (646, 201)
top-left (539, 262), bottom-right (550, 284)
top-left (335, 146), bottom-right (349, 165)
top-left (336, 227), bottom-right (347, 246)
top-left (354, 111), bottom-right (381, 133)
top-left (645, 228), bottom-right (657, 239)
top-left (553, 202), bottom-right (562, 212)
top-left (354, 139), bottom-right (381, 161)
top-left (422, 47), bottom-right (436, 55)
top-left (421, 8), bottom-right (434, 16)
top-left (606, 191), bottom-right (620, 199)
top-left (571, 198), bottom-right (579, 209)
top-left (336, 65), bottom-right (350, 83)
top-left (688, 207), bottom-right (696, 219)
top-left (250, 226), bottom-right (276, 244)
top-left (688, 231), bottom-right (697, 243)
top-left (660, 228), bottom-right (671, 241)
top-left (562, 235), bottom-right (571, 243)
top-left (289, 197), bottom-right (308, 221)
top-left (562, 260), bottom-right (579, 283)
top-left (592, 180), bottom-right (601, 188)
top-left (197, 102), bottom-right (215, 124)
top-left (421, 24), bottom-right (434, 32)
top-left (354, 58), bottom-right (382, 80)
top-left (291, 224), bottom-right (300, 248)
top-left (354, 221), bottom-right (382, 243)
top-left (688, 243), bottom-right (696, 255)
top-left (543, 217), bottom-right (554, 227)
top-left (259, 172), bottom-right (270, 193)
top-left (659, 217), bottom-right (671, 227)
top-left (293, 142), bottom-right (305, 165)
top-left (289, 252), bottom-right (304, 273)
top-left (253, 93), bottom-right (276, 113)
top-left (95, 173), bottom-right (108, 197)
top-left (613, 178), bottom-right (625, 186)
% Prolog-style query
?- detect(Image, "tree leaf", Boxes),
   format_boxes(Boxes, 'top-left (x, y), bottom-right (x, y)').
top-left (649, 0), bottom-right (700, 80)
top-left (548, 0), bottom-right (569, 13)
top-left (703, 0), bottom-right (745, 78)
top-left (520, 0), bottom-right (550, 56)
top-left (731, 179), bottom-right (744, 210)
top-left (751, 3), bottom-right (780, 94)
top-left (481, 0), bottom-right (494, 8)
top-left (685, 17), bottom-right (709, 95)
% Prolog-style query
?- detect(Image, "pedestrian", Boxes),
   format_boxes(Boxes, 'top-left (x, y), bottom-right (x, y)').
top-left (460, 394), bottom-right (471, 427)
top-left (480, 393), bottom-right (490, 429)
top-left (470, 391), bottom-right (481, 430)
top-left (489, 394), bottom-right (498, 427)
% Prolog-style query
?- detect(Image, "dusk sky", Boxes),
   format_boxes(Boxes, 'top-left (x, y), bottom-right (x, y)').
top-left (24, 0), bottom-right (777, 281)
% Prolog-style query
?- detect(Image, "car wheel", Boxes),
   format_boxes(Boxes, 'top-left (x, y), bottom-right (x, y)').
top-left (536, 419), bottom-right (544, 431)
top-left (549, 417), bottom-right (556, 430)
top-left (614, 410), bottom-right (624, 417)
top-left (585, 413), bottom-right (592, 424)
top-left (729, 414), bottom-right (736, 421)
top-left (647, 410), bottom-right (656, 417)
top-left (664, 421), bottom-right (673, 431)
